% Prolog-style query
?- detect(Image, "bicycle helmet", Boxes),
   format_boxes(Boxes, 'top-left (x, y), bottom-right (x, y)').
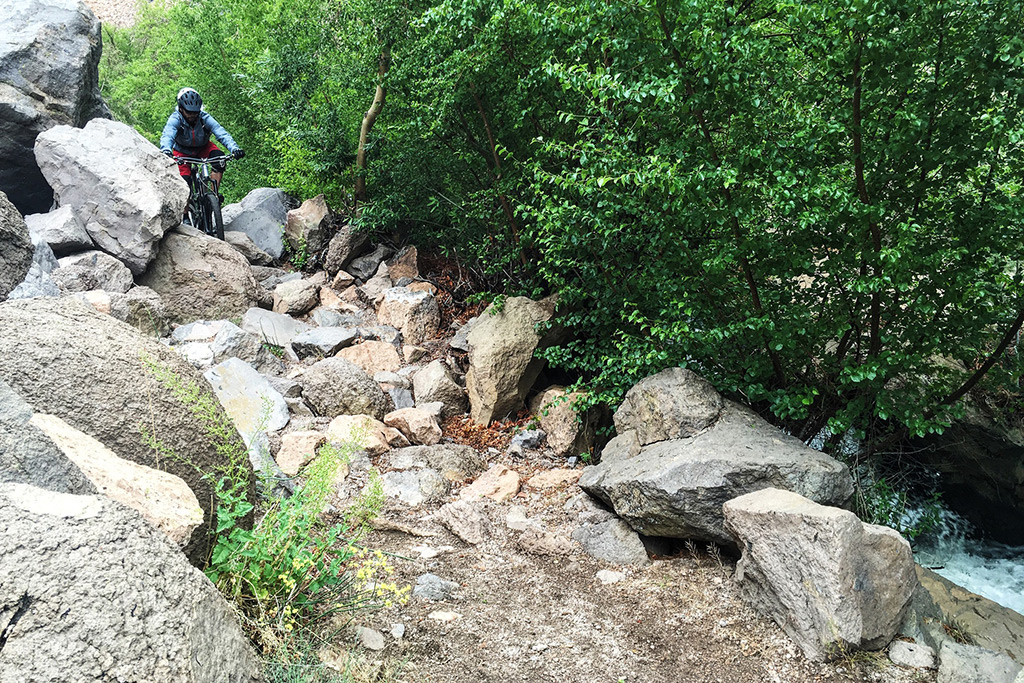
top-left (177, 87), bottom-right (203, 112)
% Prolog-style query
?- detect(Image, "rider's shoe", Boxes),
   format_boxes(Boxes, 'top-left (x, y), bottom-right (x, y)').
top-left (182, 215), bottom-right (192, 226)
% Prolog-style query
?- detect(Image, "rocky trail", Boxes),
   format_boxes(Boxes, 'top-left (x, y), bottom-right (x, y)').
top-left (3, 3), bottom-right (1024, 682)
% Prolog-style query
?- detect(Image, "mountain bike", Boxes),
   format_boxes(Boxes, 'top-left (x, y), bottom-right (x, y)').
top-left (175, 156), bottom-right (233, 240)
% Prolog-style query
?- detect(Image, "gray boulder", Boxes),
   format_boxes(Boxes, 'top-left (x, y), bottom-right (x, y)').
top-left (465, 296), bottom-right (560, 424)
top-left (70, 286), bottom-right (171, 338)
top-left (937, 642), bottom-right (1021, 683)
top-left (387, 444), bottom-right (487, 482)
top-left (377, 287), bottom-right (440, 346)
top-left (292, 327), bottom-right (359, 359)
top-left (35, 118), bottom-right (188, 275)
top-left (580, 401), bottom-right (853, 543)
top-left (224, 230), bottom-right (273, 266)
top-left (6, 227), bottom-right (61, 300)
top-left (0, 296), bottom-right (255, 565)
top-left (571, 519), bottom-right (650, 566)
top-left (723, 488), bottom-right (917, 662)
top-left (24, 205), bottom-right (93, 255)
top-left (0, 192), bottom-right (33, 300)
top-left (301, 357), bottom-right (388, 420)
top-left (348, 244), bottom-right (393, 281)
top-left (210, 320), bottom-right (285, 375)
top-left (613, 367), bottom-right (723, 446)
top-left (0, 483), bottom-right (259, 682)
top-left (241, 306), bottom-right (312, 348)
top-left (0, 379), bottom-right (96, 495)
top-left (139, 224), bottom-right (259, 324)
top-left (324, 223), bottom-right (370, 275)
top-left (203, 358), bottom-right (289, 443)
top-left (52, 249), bottom-right (134, 293)
top-left (0, 0), bottom-right (109, 215)
top-left (222, 187), bottom-right (296, 261)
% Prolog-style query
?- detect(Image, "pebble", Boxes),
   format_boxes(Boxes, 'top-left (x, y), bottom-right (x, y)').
top-left (355, 626), bottom-right (386, 651)
top-left (428, 610), bottom-right (462, 622)
top-left (391, 623), bottom-right (406, 640)
top-left (597, 570), bottom-right (625, 584)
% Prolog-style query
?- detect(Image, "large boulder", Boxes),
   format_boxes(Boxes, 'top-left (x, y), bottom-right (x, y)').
top-left (579, 398), bottom-right (853, 544)
top-left (139, 224), bottom-right (259, 324)
top-left (73, 286), bottom-right (171, 337)
top-left (0, 0), bottom-right (108, 216)
top-left (34, 118), bottom-right (188, 275)
top-left (0, 379), bottom-right (96, 495)
top-left (0, 192), bottom-right (34, 300)
top-left (465, 296), bottom-right (560, 425)
top-left (0, 296), bottom-right (255, 565)
top-left (0, 483), bottom-right (260, 682)
top-left (301, 357), bottom-right (388, 420)
top-left (613, 367), bottom-right (723, 445)
top-left (723, 488), bottom-right (917, 662)
top-left (222, 187), bottom-right (296, 261)
top-left (51, 249), bottom-right (134, 293)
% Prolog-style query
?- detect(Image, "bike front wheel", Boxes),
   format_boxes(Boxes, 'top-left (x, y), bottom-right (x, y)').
top-left (203, 191), bottom-right (225, 240)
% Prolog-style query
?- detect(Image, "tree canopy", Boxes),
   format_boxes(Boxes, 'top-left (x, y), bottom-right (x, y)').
top-left (102, 0), bottom-right (1024, 449)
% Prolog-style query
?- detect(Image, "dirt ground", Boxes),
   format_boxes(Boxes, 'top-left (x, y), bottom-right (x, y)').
top-left (325, 454), bottom-right (938, 683)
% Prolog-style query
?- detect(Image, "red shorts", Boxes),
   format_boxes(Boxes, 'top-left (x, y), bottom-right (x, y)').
top-left (173, 142), bottom-right (223, 177)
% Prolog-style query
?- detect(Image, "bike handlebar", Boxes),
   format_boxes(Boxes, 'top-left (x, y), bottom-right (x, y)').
top-left (173, 155), bottom-right (237, 165)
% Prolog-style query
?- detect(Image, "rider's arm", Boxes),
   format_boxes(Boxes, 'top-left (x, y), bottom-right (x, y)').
top-left (159, 109), bottom-right (181, 152)
top-left (201, 112), bottom-right (239, 153)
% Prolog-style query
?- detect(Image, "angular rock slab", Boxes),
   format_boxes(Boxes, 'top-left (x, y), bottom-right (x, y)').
top-left (413, 360), bottom-right (467, 418)
top-left (0, 0), bottom-right (108, 215)
top-left (0, 379), bottom-right (96, 495)
top-left (24, 204), bottom-right (93, 256)
top-left (29, 412), bottom-right (204, 547)
top-left (302, 357), bottom-right (388, 421)
top-left (0, 296), bottom-right (255, 566)
top-left (466, 296), bottom-right (559, 425)
top-left (139, 225), bottom-right (259, 325)
top-left (613, 367), bottom-right (723, 446)
top-left (203, 357), bottom-right (289, 443)
top-left (222, 187), bottom-right (296, 261)
top-left (241, 306), bottom-right (312, 348)
top-left (0, 483), bottom-right (260, 683)
top-left (6, 227), bottom-right (61, 300)
top-left (579, 402), bottom-right (854, 544)
top-left (35, 119), bottom-right (189, 274)
top-left (0, 192), bottom-right (34, 300)
top-left (377, 287), bottom-right (440, 346)
top-left (723, 488), bottom-right (917, 662)
top-left (937, 641), bottom-right (1022, 683)
top-left (52, 249), bottom-right (134, 293)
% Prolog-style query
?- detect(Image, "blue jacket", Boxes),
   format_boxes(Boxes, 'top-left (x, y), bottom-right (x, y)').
top-left (159, 109), bottom-right (239, 155)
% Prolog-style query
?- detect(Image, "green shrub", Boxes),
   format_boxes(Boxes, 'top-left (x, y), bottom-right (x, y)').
top-left (140, 358), bottom-right (389, 655)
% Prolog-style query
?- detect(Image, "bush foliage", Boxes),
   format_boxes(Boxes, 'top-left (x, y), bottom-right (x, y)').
top-left (106, 0), bottom-right (1024, 449)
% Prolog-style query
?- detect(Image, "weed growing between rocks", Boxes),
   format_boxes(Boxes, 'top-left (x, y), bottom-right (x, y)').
top-left (140, 358), bottom-right (403, 661)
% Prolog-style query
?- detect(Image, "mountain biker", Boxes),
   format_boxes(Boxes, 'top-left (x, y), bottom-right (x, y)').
top-left (159, 88), bottom-right (244, 200)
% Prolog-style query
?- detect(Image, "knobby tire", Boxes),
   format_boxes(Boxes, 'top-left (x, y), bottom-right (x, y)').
top-left (203, 192), bottom-right (224, 240)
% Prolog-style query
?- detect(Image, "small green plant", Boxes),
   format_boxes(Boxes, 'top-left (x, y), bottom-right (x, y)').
top-left (466, 291), bottom-right (506, 314)
top-left (140, 357), bottom-right (391, 655)
top-left (282, 229), bottom-right (310, 270)
top-left (854, 475), bottom-right (943, 544)
top-left (263, 342), bottom-right (286, 358)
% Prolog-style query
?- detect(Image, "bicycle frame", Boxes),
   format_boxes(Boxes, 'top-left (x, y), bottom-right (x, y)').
top-left (174, 155), bottom-right (231, 240)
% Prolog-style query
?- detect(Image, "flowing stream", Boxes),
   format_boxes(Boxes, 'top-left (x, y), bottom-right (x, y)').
top-left (912, 506), bottom-right (1024, 616)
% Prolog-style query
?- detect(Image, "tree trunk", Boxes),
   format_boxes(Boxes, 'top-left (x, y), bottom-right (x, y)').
top-left (355, 49), bottom-right (389, 216)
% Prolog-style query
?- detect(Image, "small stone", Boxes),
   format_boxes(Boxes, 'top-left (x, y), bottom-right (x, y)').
top-left (518, 527), bottom-right (573, 556)
top-left (390, 624), bottom-right (406, 640)
top-left (427, 611), bottom-right (462, 622)
top-left (505, 506), bottom-right (532, 531)
top-left (414, 573), bottom-right (460, 601)
top-left (527, 468), bottom-right (581, 489)
top-left (275, 430), bottom-right (325, 476)
top-left (889, 641), bottom-right (936, 669)
top-left (436, 500), bottom-right (489, 545)
top-left (460, 464), bottom-right (521, 503)
top-left (355, 626), bottom-right (386, 651)
top-left (596, 570), bottom-right (625, 585)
